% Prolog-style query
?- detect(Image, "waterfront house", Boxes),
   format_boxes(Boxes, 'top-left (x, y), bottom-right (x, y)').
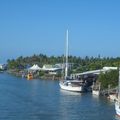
top-left (0, 64), bottom-right (7, 70)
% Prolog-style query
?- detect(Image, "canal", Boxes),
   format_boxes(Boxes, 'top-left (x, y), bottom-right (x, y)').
top-left (0, 73), bottom-right (118, 120)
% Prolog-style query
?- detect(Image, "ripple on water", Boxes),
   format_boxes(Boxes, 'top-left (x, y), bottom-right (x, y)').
top-left (0, 73), bottom-right (117, 120)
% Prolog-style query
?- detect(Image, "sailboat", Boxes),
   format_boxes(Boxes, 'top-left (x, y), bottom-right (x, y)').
top-left (115, 68), bottom-right (120, 116)
top-left (59, 30), bottom-right (85, 92)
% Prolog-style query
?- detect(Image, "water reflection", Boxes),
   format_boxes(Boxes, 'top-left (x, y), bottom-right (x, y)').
top-left (59, 89), bottom-right (83, 120)
top-left (0, 73), bottom-right (117, 120)
top-left (115, 115), bottom-right (120, 120)
top-left (92, 93), bottom-right (100, 98)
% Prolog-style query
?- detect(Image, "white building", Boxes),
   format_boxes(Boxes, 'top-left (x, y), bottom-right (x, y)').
top-left (0, 64), bottom-right (6, 70)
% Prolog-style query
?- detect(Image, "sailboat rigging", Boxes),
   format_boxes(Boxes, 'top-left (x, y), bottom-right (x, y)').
top-left (59, 30), bottom-right (85, 92)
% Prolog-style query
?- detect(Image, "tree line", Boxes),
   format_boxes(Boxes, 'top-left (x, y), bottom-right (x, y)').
top-left (7, 54), bottom-right (120, 88)
top-left (7, 54), bottom-right (120, 72)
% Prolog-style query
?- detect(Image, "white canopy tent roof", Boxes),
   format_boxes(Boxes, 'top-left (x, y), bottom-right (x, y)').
top-left (42, 67), bottom-right (61, 71)
top-left (42, 65), bottom-right (62, 71)
top-left (29, 64), bottom-right (41, 71)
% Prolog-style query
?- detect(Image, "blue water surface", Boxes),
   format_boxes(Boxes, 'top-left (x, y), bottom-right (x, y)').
top-left (0, 73), bottom-right (118, 120)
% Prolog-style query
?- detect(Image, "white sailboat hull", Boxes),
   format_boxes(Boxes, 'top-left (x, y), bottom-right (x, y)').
top-left (59, 81), bottom-right (84, 92)
top-left (115, 101), bottom-right (120, 116)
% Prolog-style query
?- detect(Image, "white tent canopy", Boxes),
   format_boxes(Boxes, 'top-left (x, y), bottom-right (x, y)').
top-left (29, 64), bottom-right (41, 71)
top-left (41, 64), bottom-right (62, 71)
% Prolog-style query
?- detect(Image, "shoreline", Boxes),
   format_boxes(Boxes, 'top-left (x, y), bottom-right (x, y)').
top-left (7, 69), bottom-right (61, 80)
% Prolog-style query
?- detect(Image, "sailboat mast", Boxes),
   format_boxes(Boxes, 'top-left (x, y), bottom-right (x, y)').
top-left (65, 30), bottom-right (69, 79)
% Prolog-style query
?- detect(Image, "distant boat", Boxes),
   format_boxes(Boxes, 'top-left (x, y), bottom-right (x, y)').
top-left (92, 89), bottom-right (100, 96)
top-left (59, 30), bottom-right (85, 92)
top-left (27, 73), bottom-right (33, 80)
top-left (115, 68), bottom-right (120, 116)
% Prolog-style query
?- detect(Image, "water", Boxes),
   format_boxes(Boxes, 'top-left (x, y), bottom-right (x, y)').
top-left (0, 73), bottom-right (118, 120)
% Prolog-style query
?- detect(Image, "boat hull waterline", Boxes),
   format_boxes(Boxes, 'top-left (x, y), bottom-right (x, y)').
top-left (59, 81), bottom-right (84, 92)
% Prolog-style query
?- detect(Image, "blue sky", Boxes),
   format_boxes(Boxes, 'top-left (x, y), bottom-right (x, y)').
top-left (0, 0), bottom-right (120, 63)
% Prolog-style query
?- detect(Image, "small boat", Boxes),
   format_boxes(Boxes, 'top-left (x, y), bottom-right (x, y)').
top-left (92, 89), bottom-right (100, 96)
top-left (92, 83), bottom-right (100, 96)
top-left (27, 73), bottom-right (33, 80)
top-left (59, 30), bottom-right (85, 92)
top-left (115, 68), bottom-right (120, 116)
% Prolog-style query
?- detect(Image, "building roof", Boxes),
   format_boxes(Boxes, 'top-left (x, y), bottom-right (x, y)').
top-left (29, 64), bottom-right (41, 70)
top-left (42, 64), bottom-right (62, 71)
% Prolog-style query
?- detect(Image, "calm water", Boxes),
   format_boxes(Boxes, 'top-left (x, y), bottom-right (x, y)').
top-left (0, 73), bottom-right (119, 120)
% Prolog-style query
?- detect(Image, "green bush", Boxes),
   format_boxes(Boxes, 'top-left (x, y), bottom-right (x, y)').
top-left (98, 70), bottom-right (118, 89)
